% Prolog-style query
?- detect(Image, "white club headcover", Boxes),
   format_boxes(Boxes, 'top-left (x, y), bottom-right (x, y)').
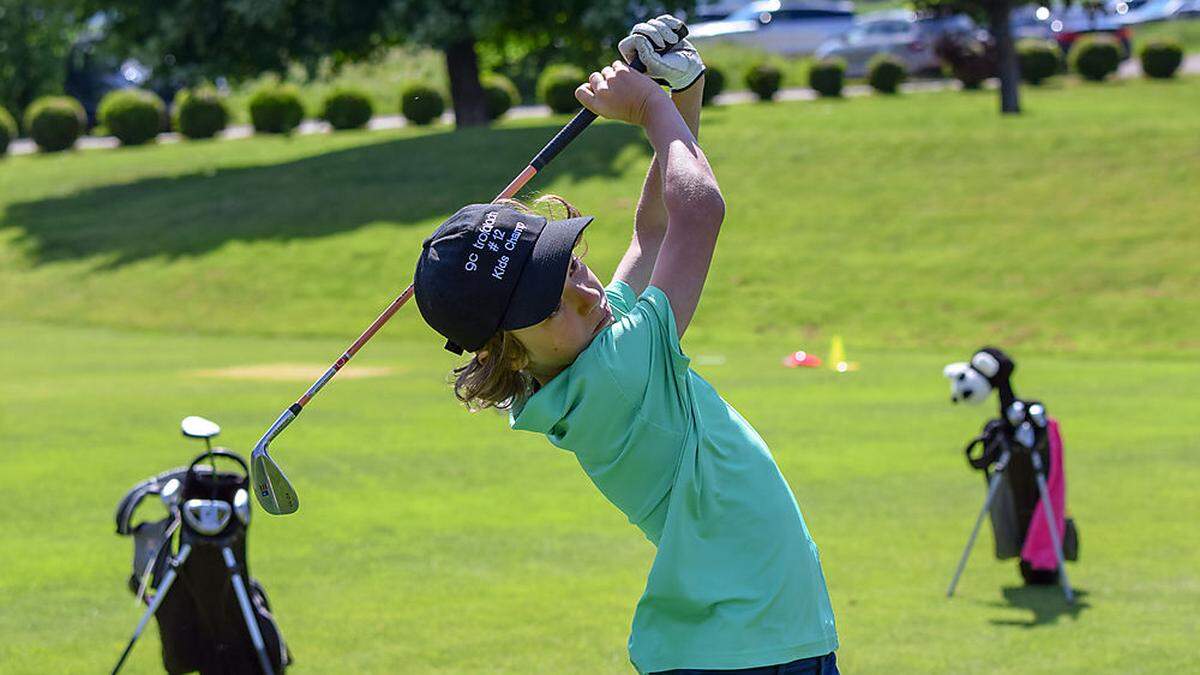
top-left (970, 351), bottom-right (1001, 378)
top-left (943, 362), bottom-right (993, 405)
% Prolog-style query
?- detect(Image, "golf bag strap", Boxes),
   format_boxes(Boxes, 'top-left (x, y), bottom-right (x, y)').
top-left (115, 467), bottom-right (189, 535)
top-left (964, 419), bottom-right (1006, 471)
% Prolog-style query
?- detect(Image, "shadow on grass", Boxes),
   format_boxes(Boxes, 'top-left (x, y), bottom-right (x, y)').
top-left (2, 122), bottom-right (645, 269)
top-left (988, 585), bottom-right (1091, 628)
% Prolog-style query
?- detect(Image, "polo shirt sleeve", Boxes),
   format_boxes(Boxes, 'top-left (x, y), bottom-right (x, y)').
top-left (601, 285), bottom-right (693, 417)
top-left (605, 279), bottom-right (639, 320)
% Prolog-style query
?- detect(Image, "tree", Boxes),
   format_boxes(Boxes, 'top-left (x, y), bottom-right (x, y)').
top-left (914, 0), bottom-right (1026, 113)
top-left (0, 1), bottom-right (77, 123)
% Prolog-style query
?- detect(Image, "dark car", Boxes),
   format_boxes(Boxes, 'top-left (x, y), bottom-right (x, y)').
top-left (1011, 3), bottom-right (1132, 56)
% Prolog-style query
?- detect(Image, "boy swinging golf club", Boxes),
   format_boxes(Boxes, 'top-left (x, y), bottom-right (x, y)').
top-left (413, 16), bottom-right (839, 675)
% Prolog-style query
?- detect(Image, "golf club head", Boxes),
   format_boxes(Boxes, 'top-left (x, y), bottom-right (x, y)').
top-left (250, 444), bottom-right (299, 515)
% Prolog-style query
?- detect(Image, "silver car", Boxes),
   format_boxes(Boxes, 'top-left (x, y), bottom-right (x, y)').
top-left (690, 0), bottom-right (857, 55)
top-left (814, 11), bottom-right (977, 77)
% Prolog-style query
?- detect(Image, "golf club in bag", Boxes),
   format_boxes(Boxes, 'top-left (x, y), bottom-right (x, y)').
top-left (942, 347), bottom-right (1079, 603)
top-left (112, 416), bottom-right (291, 674)
top-left (249, 20), bottom-right (690, 515)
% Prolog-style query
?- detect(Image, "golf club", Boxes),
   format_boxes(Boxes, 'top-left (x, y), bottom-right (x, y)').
top-left (251, 26), bottom-right (688, 515)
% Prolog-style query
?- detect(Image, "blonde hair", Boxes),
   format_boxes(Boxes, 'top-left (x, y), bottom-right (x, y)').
top-left (452, 194), bottom-right (584, 411)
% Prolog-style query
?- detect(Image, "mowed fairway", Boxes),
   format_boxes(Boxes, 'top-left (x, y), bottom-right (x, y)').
top-left (1, 79), bottom-right (1198, 673)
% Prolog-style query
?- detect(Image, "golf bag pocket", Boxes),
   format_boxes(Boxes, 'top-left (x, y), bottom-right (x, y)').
top-left (1063, 517), bottom-right (1079, 562)
top-left (988, 474), bottom-right (1022, 560)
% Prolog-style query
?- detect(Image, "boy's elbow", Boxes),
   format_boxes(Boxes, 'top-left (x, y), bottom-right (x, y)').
top-left (666, 180), bottom-right (725, 232)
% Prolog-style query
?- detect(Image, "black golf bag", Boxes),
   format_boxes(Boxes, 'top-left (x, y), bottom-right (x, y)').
top-left (964, 417), bottom-right (1079, 584)
top-left (114, 450), bottom-right (291, 674)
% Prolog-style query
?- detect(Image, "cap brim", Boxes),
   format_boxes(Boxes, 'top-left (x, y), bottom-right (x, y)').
top-left (500, 216), bottom-right (593, 330)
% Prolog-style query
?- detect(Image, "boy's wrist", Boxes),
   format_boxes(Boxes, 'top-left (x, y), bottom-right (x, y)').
top-left (641, 94), bottom-right (681, 129)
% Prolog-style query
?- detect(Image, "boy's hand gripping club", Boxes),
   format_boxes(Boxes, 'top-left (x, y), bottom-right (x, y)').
top-left (251, 20), bottom-right (689, 515)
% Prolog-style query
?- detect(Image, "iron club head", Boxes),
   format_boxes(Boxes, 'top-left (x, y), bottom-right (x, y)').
top-left (250, 443), bottom-right (299, 515)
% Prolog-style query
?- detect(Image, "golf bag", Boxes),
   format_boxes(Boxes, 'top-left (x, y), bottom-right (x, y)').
top-left (964, 416), bottom-right (1079, 584)
top-left (113, 450), bottom-right (291, 674)
top-left (944, 347), bottom-right (1079, 602)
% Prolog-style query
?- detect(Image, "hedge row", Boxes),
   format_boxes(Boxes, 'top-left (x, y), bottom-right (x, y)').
top-left (4, 75), bottom-right (522, 154)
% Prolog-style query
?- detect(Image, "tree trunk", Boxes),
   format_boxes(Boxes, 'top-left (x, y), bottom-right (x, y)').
top-left (988, 1), bottom-right (1021, 114)
top-left (444, 37), bottom-right (489, 129)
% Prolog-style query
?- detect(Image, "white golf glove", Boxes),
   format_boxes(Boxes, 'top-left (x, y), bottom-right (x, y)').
top-left (617, 15), bottom-right (706, 92)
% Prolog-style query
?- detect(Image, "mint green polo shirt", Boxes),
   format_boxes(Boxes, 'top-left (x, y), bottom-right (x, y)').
top-left (511, 281), bottom-right (838, 674)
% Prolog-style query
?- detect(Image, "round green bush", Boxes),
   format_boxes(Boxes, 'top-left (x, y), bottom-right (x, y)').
top-left (1140, 40), bottom-right (1183, 79)
top-left (24, 96), bottom-right (86, 152)
top-left (1018, 40), bottom-right (1061, 85)
top-left (809, 59), bottom-right (846, 97)
top-left (482, 74), bottom-right (519, 121)
top-left (400, 83), bottom-right (445, 126)
top-left (538, 65), bottom-right (585, 114)
top-left (867, 55), bottom-right (907, 94)
top-left (701, 65), bottom-right (726, 106)
top-left (321, 88), bottom-right (374, 130)
top-left (98, 88), bottom-right (164, 146)
top-left (172, 87), bottom-right (230, 139)
top-left (1070, 37), bottom-right (1121, 82)
top-left (248, 84), bottom-right (305, 134)
top-left (0, 106), bottom-right (16, 157)
top-left (745, 63), bottom-right (783, 101)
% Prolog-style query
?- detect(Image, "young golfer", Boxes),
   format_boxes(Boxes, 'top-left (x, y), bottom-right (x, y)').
top-left (413, 16), bottom-right (838, 675)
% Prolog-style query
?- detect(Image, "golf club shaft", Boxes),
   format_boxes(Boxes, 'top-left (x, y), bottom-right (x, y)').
top-left (494, 26), bottom-right (688, 202)
top-left (253, 285), bottom-right (415, 452)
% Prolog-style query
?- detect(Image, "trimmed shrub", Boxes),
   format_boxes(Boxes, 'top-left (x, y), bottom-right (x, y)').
top-left (173, 87), bottom-right (230, 139)
top-left (809, 59), bottom-right (846, 97)
top-left (482, 74), bottom-right (520, 121)
top-left (0, 106), bottom-right (16, 156)
top-left (1018, 40), bottom-right (1061, 85)
top-left (701, 65), bottom-right (726, 106)
top-left (745, 63), bottom-right (783, 101)
top-left (24, 96), bottom-right (86, 152)
top-left (400, 83), bottom-right (445, 125)
top-left (98, 88), bottom-right (164, 146)
top-left (1070, 36), bottom-right (1121, 81)
top-left (538, 65), bottom-right (585, 114)
top-left (867, 55), bottom-right (907, 94)
top-left (248, 84), bottom-right (305, 134)
top-left (321, 88), bottom-right (374, 130)
top-left (1140, 40), bottom-right (1183, 79)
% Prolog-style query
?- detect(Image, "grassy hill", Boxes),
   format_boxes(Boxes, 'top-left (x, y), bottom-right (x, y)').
top-left (2, 79), bottom-right (1198, 673)
top-left (3, 78), bottom-right (1198, 355)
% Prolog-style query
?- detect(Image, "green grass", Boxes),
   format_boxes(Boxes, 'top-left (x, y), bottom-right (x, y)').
top-left (1, 79), bottom-right (1199, 673)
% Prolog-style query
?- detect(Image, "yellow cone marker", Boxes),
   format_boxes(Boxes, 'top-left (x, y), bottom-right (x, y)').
top-left (828, 335), bottom-right (859, 373)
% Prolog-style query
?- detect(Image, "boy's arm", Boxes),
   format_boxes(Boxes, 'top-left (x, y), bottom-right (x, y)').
top-left (576, 61), bottom-right (723, 338)
top-left (612, 80), bottom-right (704, 296)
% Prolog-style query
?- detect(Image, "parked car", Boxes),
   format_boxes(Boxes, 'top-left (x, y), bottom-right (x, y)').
top-left (1011, 3), bottom-right (1132, 56)
top-left (689, 0), bottom-right (857, 55)
top-left (693, 0), bottom-right (751, 21)
top-left (814, 10), bottom-right (978, 76)
top-left (1112, 0), bottom-right (1191, 23)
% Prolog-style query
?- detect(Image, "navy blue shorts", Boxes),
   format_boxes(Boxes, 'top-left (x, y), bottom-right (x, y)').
top-left (652, 651), bottom-right (839, 675)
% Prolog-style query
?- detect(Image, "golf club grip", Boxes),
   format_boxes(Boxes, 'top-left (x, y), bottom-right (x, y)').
top-left (527, 22), bottom-right (688, 173)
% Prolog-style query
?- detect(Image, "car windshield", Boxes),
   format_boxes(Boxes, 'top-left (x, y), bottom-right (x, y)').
top-left (727, 1), bottom-right (783, 21)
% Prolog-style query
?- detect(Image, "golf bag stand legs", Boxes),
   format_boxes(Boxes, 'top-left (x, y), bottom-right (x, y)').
top-left (1029, 451), bottom-right (1074, 604)
top-left (223, 547), bottom-right (276, 675)
top-left (946, 451), bottom-right (1011, 598)
top-left (112, 544), bottom-right (193, 675)
top-left (111, 542), bottom-right (278, 675)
